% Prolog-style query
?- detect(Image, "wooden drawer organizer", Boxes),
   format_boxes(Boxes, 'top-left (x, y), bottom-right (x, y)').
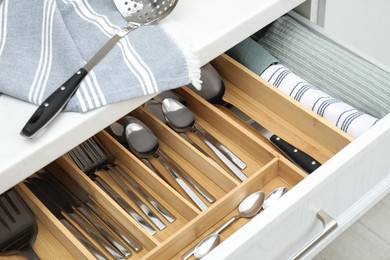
top-left (4, 54), bottom-right (353, 260)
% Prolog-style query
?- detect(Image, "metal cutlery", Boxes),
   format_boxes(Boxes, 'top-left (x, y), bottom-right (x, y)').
top-left (161, 98), bottom-right (248, 181)
top-left (21, 0), bottom-right (179, 138)
top-left (93, 176), bottom-right (157, 235)
top-left (123, 116), bottom-right (210, 211)
top-left (0, 189), bottom-right (40, 260)
top-left (43, 168), bottom-right (143, 252)
top-left (68, 138), bottom-right (157, 235)
top-left (154, 91), bottom-right (247, 171)
top-left (24, 180), bottom-right (108, 260)
top-left (75, 136), bottom-right (174, 224)
top-left (36, 170), bottom-right (134, 256)
top-left (26, 177), bottom-right (126, 259)
top-left (183, 191), bottom-right (265, 260)
top-left (188, 63), bottom-right (321, 173)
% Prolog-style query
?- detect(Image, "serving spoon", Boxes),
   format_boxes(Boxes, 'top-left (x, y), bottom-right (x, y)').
top-left (188, 187), bottom-right (287, 259)
top-left (21, 0), bottom-right (179, 138)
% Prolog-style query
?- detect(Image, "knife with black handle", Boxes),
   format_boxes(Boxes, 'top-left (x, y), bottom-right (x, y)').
top-left (187, 63), bottom-right (322, 174)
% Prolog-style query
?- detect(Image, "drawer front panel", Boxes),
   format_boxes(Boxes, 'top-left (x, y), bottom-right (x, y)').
top-left (205, 117), bottom-right (390, 259)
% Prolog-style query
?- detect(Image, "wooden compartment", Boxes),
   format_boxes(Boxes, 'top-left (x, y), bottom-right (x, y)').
top-left (1, 53), bottom-right (352, 260)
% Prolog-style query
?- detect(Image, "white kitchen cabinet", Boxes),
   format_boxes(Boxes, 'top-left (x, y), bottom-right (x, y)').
top-left (1, 0), bottom-right (390, 259)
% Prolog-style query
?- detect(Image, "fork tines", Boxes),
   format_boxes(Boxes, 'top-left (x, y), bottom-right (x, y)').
top-left (68, 137), bottom-right (108, 175)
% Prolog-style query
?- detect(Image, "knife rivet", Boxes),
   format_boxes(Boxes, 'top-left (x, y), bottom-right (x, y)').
top-left (276, 137), bottom-right (280, 141)
top-left (60, 86), bottom-right (66, 90)
top-left (43, 102), bottom-right (49, 107)
top-left (312, 161), bottom-right (317, 165)
top-left (77, 70), bottom-right (81, 74)
top-left (294, 149), bottom-right (298, 153)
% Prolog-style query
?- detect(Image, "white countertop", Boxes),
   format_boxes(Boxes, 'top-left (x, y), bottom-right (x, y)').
top-left (0, 0), bottom-right (306, 194)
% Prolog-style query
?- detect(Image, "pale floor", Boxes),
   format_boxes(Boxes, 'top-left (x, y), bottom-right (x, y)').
top-left (314, 193), bottom-right (390, 260)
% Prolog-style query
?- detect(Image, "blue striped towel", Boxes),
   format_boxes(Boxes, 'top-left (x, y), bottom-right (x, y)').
top-left (0, 0), bottom-right (200, 112)
top-left (261, 64), bottom-right (379, 137)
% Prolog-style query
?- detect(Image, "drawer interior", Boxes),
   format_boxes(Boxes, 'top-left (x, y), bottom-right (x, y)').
top-left (3, 54), bottom-right (351, 260)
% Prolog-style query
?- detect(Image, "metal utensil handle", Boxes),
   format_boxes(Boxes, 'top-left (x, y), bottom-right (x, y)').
top-left (60, 219), bottom-right (108, 260)
top-left (193, 130), bottom-right (248, 181)
top-left (291, 210), bottom-right (338, 260)
top-left (159, 150), bottom-right (216, 204)
top-left (106, 167), bottom-right (166, 230)
top-left (194, 123), bottom-right (247, 170)
top-left (182, 215), bottom-right (238, 260)
top-left (85, 199), bottom-right (143, 252)
top-left (94, 176), bottom-right (157, 235)
top-left (114, 165), bottom-right (176, 223)
top-left (66, 212), bottom-right (124, 259)
top-left (157, 155), bottom-right (208, 211)
top-left (76, 204), bottom-right (131, 258)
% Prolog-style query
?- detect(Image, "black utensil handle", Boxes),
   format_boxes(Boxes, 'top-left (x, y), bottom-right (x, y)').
top-left (270, 135), bottom-right (321, 173)
top-left (20, 68), bottom-right (88, 138)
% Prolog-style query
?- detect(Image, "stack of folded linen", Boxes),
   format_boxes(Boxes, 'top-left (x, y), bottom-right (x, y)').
top-left (227, 15), bottom-right (389, 138)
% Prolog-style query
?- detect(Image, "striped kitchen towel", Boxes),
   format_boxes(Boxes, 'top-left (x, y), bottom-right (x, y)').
top-left (258, 15), bottom-right (390, 119)
top-left (0, 0), bottom-right (200, 112)
top-left (261, 64), bottom-right (379, 137)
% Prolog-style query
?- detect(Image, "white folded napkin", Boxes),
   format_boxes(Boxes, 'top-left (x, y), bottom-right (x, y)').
top-left (0, 0), bottom-right (200, 112)
top-left (261, 64), bottom-right (379, 137)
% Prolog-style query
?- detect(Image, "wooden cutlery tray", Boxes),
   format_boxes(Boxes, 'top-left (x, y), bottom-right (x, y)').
top-left (6, 54), bottom-right (352, 260)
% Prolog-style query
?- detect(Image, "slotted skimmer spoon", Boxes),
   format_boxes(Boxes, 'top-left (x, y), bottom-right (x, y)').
top-left (21, 0), bottom-right (179, 138)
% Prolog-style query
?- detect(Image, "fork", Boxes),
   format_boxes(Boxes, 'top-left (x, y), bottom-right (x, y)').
top-left (68, 137), bottom-right (175, 231)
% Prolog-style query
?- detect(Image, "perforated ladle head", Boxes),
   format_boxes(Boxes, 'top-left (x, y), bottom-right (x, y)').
top-left (113, 0), bottom-right (178, 27)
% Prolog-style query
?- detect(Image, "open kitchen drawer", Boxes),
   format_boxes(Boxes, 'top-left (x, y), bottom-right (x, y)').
top-left (5, 41), bottom-right (390, 259)
top-left (2, 6), bottom-right (390, 260)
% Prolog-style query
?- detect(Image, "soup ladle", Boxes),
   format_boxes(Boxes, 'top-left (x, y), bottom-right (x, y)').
top-left (161, 98), bottom-right (248, 182)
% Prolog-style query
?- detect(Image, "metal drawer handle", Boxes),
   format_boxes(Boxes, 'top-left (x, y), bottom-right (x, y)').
top-left (292, 210), bottom-right (338, 260)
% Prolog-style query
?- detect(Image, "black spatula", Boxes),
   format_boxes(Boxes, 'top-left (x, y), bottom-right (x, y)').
top-left (0, 188), bottom-right (40, 259)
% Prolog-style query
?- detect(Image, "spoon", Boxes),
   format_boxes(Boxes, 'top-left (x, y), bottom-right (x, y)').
top-left (161, 98), bottom-right (248, 181)
top-left (123, 116), bottom-right (209, 211)
top-left (183, 191), bottom-right (265, 260)
top-left (262, 186), bottom-right (288, 210)
top-left (144, 99), bottom-right (220, 166)
top-left (187, 187), bottom-right (287, 259)
top-left (188, 64), bottom-right (321, 174)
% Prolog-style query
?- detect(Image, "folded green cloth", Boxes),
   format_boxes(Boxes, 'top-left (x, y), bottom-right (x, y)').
top-left (226, 37), bottom-right (279, 75)
top-left (258, 15), bottom-right (390, 118)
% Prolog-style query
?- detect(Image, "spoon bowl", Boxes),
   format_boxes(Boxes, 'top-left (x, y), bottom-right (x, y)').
top-left (193, 233), bottom-right (220, 260)
top-left (262, 187), bottom-right (288, 210)
top-left (161, 98), bottom-right (248, 181)
top-left (188, 187), bottom-right (287, 259)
